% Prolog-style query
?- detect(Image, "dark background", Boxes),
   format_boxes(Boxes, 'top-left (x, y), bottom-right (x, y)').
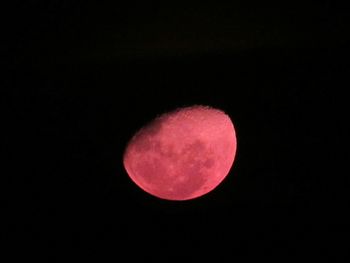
top-left (6, 1), bottom-right (348, 261)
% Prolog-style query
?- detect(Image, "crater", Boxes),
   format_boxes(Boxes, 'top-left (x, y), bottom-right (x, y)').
top-left (203, 158), bottom-right (215, 168)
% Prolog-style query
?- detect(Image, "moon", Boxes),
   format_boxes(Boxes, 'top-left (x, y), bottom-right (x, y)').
top-left (123, 105), bottom-right (237, 201)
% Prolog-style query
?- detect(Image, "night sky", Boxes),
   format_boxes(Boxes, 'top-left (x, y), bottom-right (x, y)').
top-left (7, 1), bottom-right (348, 261)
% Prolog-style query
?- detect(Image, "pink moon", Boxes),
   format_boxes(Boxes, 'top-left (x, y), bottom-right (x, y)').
top-left (123, 105), bottom-right (237, 201)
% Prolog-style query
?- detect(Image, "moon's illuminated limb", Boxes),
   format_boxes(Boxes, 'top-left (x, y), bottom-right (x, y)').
top-left (123, 105), bottom-right (237, 201)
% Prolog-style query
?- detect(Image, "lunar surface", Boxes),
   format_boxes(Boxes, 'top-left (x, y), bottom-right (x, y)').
top-left (123, 105), bottom-right (237, 201)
